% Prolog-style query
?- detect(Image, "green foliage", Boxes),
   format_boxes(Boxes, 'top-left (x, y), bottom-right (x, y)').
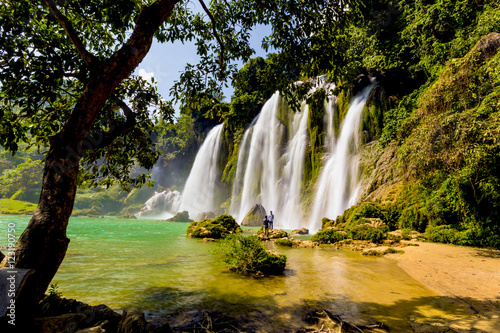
top-left (346, 224), bottom-right (386, 243)
top-left (216, 234), bottom-right (286, 276)
top-left (389, 35), bottom-right (500, 247)
top-left (311, 229), bottom-right (347, 244)
top-left (186, 214), bottom-right (242, 239)
top-left (335, 202), bottom-right (387, 228)
top-left (0, 158), bottom-right (43, 203)
top-left (303, 89), bottom-right (326, 187)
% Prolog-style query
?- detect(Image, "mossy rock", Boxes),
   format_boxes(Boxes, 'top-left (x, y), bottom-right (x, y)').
top-left (257, 227), bottom-right (288, 239)
top-left (186, 214), bottom-right (242, 239)
top-left (166, 211), bottom-right (193, 222)
top-left (241, 203), bottom-right (266, 226)
top-left (116, 213), bottom-right (137, 219)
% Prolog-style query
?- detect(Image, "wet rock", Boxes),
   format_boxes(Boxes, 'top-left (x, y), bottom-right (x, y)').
top-left (195, 211), bottom-right (216, 221)
top-left (202, 238), bottom-right (215, 242)
top-left (291, 228), bottom-right (309, 236)
top-left (241, 204), bottom-right (267, 226)
top-left (257, 228), bottom-right (288, 239)
top-left (165, 211), bottom-right (193, 222)
top-left (117, 213), bottom-right (137, 219)
top-left (33, 313), bottom-right (87, 333)
top-left (117, 309), bottom-right (171, 333)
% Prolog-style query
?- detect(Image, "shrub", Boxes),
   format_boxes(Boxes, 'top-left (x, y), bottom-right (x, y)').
top-left (425, 225), bottom-right (459, 244)
top-left (216, 235), bottom-right (286, 275)
top-left (347, 224), bottom-right (386, 243)
top-left (311, 229), bottom-right (347, 244)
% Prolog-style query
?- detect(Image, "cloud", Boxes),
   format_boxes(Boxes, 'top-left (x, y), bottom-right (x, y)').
top-left (138, 68), bottom-right (155, 82)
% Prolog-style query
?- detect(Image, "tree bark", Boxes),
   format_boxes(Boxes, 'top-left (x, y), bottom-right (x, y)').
top-left (0, 0), bottom-right (180, 316)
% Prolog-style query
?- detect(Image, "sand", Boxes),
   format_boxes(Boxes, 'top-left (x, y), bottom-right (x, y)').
top-left (385, 241), bottom-right (500, 332)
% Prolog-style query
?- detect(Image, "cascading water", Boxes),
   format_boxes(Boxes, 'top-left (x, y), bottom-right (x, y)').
top-left (139, 190), bottom-right (182, 218)
top-left (229, 91), bottom-right (312, 229)
top-left (308, 84), bottom-right (375, 231)
top-left (231, 93), bottom-right (283, 223)
top-left (142, 79), bottom-right (374, 231)
top-left (177, 124), bottom-right (224, 218)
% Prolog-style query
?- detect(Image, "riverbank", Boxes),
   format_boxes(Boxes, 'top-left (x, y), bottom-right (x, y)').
top-left (384, 241), bottom-right (500, 332)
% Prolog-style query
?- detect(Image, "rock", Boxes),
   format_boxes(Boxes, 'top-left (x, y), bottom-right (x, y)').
top-left (257, 228), bottom-right (288, 239)
top-left (76, 322), bottom-right (108, 332)
top-left (241, 204), bottom-right (266, 226)
top-left (117, 309), bottom-right (172, 333)
top-left (33, 313), bottom-right (87, 333)
top-left (165, 211), bottom-right (193, 222)
top-left (297, 241), bottom-right (319, 248)
top-left (186, 214), bottom-right (242, 239)
top-left (39, 296), bottom-right (121, 332)
top-left (117, 213), bottom-right (137, 219)
top-left (290, 228), bottom-right (309, 236)
top-left (195, 211), bottom-right (216, 221)
top-left (202, 238), bottom-right (215, 242)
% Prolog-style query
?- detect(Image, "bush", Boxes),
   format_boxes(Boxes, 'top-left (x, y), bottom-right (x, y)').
top-left (186, 214), bottom-right (242, 239)
top-left (347, 224), bottom-right (386, 243)
top-left (216, 235), bottom-right (286, 276)
top-left (311, 229), bottom-right (347, 244)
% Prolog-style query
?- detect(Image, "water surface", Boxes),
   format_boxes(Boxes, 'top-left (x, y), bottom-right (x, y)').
top-left (0, 216), bottom-right (468, 331)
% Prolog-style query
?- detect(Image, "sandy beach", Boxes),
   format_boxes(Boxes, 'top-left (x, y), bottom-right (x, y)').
top-left (385, 241), bottom-right (500, 332)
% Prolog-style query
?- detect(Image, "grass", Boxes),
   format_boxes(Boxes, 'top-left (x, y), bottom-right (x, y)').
top-left (0, 199), bottom-right (37, 215)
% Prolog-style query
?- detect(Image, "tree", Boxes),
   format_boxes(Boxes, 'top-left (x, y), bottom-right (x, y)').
top-left (0, 0), bottom-right (358, 316)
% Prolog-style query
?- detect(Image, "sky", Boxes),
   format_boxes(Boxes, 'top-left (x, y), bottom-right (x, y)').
top-left (134, 25), bottom-right (272, 119)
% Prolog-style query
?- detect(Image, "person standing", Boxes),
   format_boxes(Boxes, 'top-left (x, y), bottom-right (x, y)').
top-left (268, 211), bottom-right (274, 230)
top-left (263, 215), bottom-right (269, 237)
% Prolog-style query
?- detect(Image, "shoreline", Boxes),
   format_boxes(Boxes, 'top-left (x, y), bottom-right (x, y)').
top-left (384, 241), bottom-right (500, 331)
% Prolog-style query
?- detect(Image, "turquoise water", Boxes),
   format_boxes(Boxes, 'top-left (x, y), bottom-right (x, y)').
top-left (1, 216), bottom-right (468, 331)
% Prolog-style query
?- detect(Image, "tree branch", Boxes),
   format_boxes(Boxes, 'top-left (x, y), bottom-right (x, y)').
top-left (88, 99), bottom-right (137, 150)
top-left (198, 0), bottom-right (225, 76)
top-left (42, 0), bottom-right (95, 66)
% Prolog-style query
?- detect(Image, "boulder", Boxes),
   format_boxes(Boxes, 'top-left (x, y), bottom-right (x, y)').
top-left (257, 227), bottom-right (288, 239)
top-left (195, 211), bottom-right (216, 221)
top-left (165, 211), bottom-right (193, 222)
top-left (117, 309), bottom-right (171, 333)
top-left (241, 204), bottom-right (266, 226)
top-left (186, 214), bottom-right (242, 239)
top-left (290, 228), bottom-right (309, 236)
top-left (33, 313), bottom-right (87, 333)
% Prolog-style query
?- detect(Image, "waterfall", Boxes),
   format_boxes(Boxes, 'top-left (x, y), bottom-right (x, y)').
top-left (139, 190), bottom-right (182, 218)
top-left (308, 84), bottom-right (374, 231)
top-left (229, 92), bottom-right (312, 229)
top-left (233, 92), bottom-right (283, 222)
top-left (177, 124), bottom-right (224, 218)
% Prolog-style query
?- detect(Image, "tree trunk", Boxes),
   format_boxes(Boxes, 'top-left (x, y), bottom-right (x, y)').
top-left (6, 141), bottom-right (80, 315)
top-left (0, 0), bottom-right (180, 318)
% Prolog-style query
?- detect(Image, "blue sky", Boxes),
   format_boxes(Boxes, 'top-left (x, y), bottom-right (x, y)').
top-left (134, 24), bottom-right (271, 118)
